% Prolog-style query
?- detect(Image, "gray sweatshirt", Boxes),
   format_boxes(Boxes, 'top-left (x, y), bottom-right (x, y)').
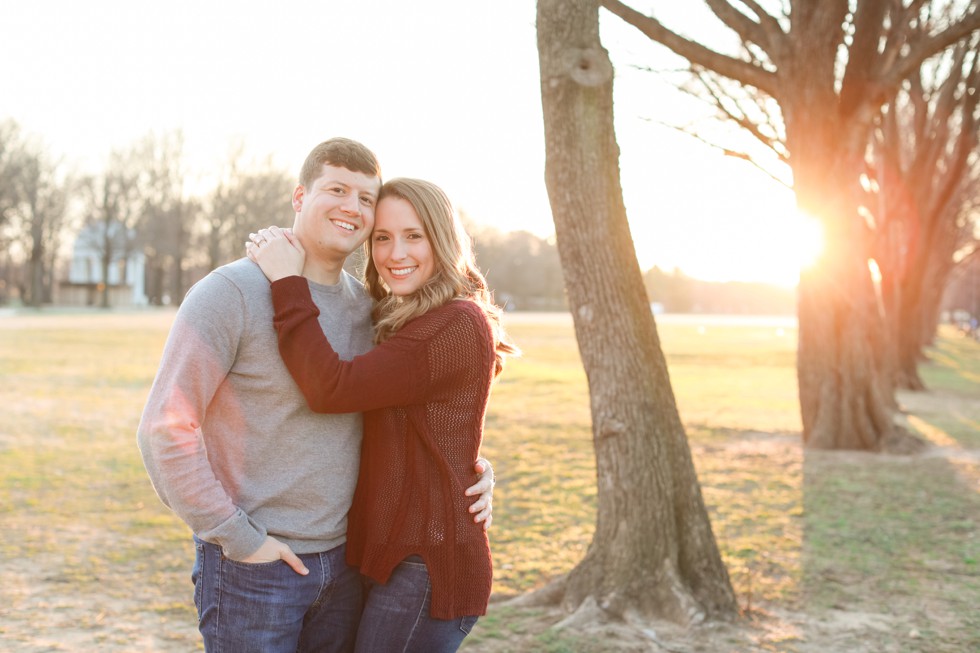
top-left (137, 259), bottom-right (374, 560)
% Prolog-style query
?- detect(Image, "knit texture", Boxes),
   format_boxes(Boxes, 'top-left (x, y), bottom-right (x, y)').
top-left (271, 275), bottom-right (495, 619)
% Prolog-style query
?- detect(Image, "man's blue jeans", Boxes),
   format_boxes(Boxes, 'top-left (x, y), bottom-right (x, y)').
top-left (192, 537), bottom-right (362, 653)
top-left (354, 556), bottom-right (478, 653)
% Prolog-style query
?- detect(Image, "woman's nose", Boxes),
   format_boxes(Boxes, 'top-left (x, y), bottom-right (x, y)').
top-left (390, 238), bottom-right (407, 259)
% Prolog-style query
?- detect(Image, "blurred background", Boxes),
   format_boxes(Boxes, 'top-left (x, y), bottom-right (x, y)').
top-left (0, 0), bottom-right (846, 315)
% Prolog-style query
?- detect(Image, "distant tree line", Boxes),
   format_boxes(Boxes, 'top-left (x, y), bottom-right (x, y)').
top-left (0, 123), bottom-right (296, 308)
top-left (0, 118), bottom-right (805, 313)
top-left (643, 267), bottom-right (796, 314)
top-left (465, 218), bottom-right (566, 311)
top-left (0, 113), bottom-right (972, 319)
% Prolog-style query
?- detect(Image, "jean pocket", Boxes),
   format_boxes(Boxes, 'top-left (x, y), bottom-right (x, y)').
top-left (400, 555), bottom-right (428, 569)
top-left (224, 557), bottom-right (286, 569)
top-left (459, 615), bottom-right (479, 635)
top-left (192, 541), bottom-right (205, 618)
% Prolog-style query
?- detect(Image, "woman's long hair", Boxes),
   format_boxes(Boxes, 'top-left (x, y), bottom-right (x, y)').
top-left (364, 178), bottom-right (518, 375)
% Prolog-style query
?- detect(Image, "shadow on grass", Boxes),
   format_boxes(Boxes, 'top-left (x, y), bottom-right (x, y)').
top-left (803, 442), bottom-right (980, 652)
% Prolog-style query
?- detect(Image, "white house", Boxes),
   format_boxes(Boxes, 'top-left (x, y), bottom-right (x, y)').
top-left (60, 222), bottom-right (147, 306)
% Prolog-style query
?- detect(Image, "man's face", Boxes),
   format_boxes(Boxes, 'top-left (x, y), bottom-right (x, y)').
top-left (292, 164), bottom-right (381, 264)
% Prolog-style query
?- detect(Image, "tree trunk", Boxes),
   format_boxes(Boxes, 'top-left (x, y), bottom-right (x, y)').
top-left (29, 220), bottom-right (44, 309)
top-left (537, 0), bottom-right (737, 625)
top-left (779, 10), bottom-right (898, 451)
top-left (172, 206), bottom-right (189, 304)
top-left (893, 257), bottom-right (929, 390)
top-left (100, 230), bottom-right (112, 310)
top-left (795, 207), bottom-right (895, 449)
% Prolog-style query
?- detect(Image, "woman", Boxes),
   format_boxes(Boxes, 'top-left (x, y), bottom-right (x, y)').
top-left (247, 178), bottom-right (517, 653)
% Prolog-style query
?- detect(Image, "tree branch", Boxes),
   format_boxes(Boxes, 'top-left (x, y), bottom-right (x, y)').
top-left (840, 0), bottom-right (890, 117)
top-left (876, 0), bottom-right (915, 76)
top-left (694, 69), bottom-right (787, 159)
top-left (704, 0), bottom-right (772, 53)
top-left (600, 0), bottom-right (780, 97)
top-left (653, 118), bottom-right (790, 188)
top-left (881, 7), bottom-right (980, 91)
top-left (739, 0), bottom-right (788, 39)
top-left (927, 43), bottom-right (980, 221)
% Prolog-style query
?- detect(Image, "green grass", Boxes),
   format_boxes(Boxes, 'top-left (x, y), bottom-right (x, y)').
top-left (0, 310), bottom-right (977, 652)
top-left (798, 327), bottom-right (980, 653)
top-left (485, 315), bottom-right (806, 605)
top-left (0, 311), bottom-right (198, 650)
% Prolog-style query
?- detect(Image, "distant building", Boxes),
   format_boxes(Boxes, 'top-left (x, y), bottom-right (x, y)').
top-left (58, 223), bottom-right (147, 306)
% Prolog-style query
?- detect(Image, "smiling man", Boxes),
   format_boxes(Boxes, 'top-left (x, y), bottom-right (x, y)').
top-left (137, 138), bottom-right (494, 653)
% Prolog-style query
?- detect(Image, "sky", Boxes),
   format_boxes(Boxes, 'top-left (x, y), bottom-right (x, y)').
top-left (0, 1), bottom-right (811, 286)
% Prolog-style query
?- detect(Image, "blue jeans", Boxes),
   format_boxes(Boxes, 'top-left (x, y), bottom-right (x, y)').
top-left (192, 537), bottom-right (362, 653)
top-left (354, 557), bottom-right (478, 653)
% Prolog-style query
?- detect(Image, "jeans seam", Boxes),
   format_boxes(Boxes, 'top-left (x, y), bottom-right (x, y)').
top-left (400, 576), bottom-right (431, 653)
top-left (310, 550), bottom-right (328, 610)
top-left (214, 550), bottom-right (223, 653)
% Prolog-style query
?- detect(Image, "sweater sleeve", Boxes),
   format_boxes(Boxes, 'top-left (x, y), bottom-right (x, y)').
top-left (271, 275), bottom-right (426, 413)
top-left (136, 273), bottom-right (267, 560)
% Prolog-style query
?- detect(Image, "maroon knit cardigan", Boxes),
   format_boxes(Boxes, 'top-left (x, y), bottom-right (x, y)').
top-left (270, 275), bottom-right (494, 619)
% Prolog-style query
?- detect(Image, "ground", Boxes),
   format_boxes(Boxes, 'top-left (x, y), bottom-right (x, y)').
top-left (3, 428), bottom-right (974, 652)
top-left (1, 312), bottom-right (976, 652)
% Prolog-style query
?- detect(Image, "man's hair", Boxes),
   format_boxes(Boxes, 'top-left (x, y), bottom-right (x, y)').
top-left (299, 138), bottom-right (381, 187)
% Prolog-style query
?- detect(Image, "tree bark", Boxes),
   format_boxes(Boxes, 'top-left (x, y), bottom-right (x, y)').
top-left (780, 9), bottom-right (897, 450)
top-left (537, 0), bottom-right (737, 624)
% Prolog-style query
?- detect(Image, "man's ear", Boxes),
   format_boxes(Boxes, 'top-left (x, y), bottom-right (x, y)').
top-left (291, 184), bottom-right (305, 212)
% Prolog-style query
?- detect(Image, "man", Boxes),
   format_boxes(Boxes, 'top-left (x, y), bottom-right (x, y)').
top-left (137, 138), bottom-right (494, 652)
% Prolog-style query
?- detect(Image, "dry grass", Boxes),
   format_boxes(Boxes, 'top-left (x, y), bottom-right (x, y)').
top-left (0, 309), bottom-right (977, 652)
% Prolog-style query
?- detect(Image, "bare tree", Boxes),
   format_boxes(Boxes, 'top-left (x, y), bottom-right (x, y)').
top-left (0, 124), bottom-right (74, 307)
top-left (601, 0), bottom-right (980, 450)
top-left (467, 221), bottom-right (566, 310)
top-left (79, 148), bottom-right (143, 308)
top-left (135, 131), bottom-right (195, 305)
top-left (0, 120), bottom-right (27, 299)
top-left (0, 120), bottom-right (24, 226)
top-left (203, 149), bottom-right (294, 270)
top-left (536, 0), bottom-right (737, 626)
top-left (15, 143), bottom-right (72, 307)
top-left (872, 34), bottom-right (980, 388)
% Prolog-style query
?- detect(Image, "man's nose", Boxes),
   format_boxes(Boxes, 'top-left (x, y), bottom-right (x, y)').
top-left (341, 194), bottom-right (360, 214)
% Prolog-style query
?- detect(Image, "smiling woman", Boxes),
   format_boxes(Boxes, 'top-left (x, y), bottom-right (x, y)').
top-left (371, 196), bottom-right (436, 297)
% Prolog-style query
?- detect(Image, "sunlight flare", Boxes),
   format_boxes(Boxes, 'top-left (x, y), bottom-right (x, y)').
top-left (793, 210), bottom-right (825, 272)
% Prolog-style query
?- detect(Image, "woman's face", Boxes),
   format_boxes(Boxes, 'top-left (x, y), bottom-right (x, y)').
top-left (371, 197), bottom-right (436, 296)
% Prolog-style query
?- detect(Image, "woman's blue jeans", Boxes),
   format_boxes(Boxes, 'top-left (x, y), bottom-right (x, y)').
top-left (354, 556), bottom-right (478, 653)
top-left (192, 537), bottom-right (362, 653)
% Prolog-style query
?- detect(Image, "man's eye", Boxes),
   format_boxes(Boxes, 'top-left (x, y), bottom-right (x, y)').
top-left (360, 196), bottom-right (375, 206)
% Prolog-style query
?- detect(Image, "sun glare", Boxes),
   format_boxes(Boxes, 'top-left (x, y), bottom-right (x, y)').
top-left (633, 203), bottom-right (829, 288)
top-left (793, 210), bottom-right (825, 271)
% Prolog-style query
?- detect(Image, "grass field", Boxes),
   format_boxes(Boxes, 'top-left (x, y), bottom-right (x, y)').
top-left (0, 309), bottom-right (977, 652)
